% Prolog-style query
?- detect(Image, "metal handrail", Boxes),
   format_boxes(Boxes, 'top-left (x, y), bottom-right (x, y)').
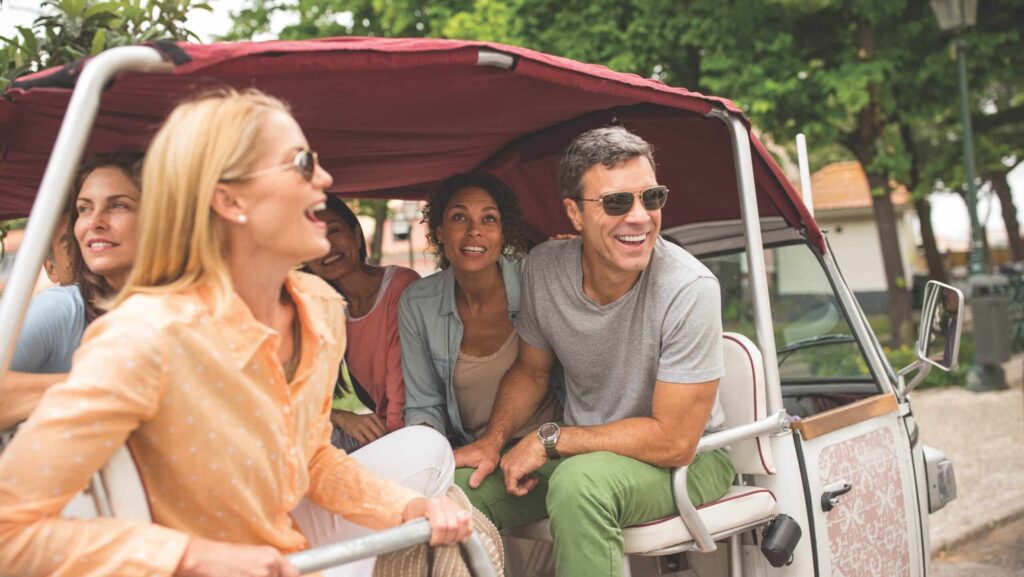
top-left (0, 46), bottom-right (172, 383)
top-left (286, 519), bottom-right (498, 577)
top-left (706, 109), bottom-right (784, 417)
top-left (669, 409), bottom-right (791, 554)
top-left (695, 410), bottom-right (791, 454)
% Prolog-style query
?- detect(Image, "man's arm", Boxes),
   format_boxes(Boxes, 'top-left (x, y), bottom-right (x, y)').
top-left (453, 339), bottom-right (554, 487)
top-left (479, 340), bottom-right (555, 447)
top-left (0, 372), bottom-right (66, 429)
top-left (558, 378), bottom-right (719, 467)
top-left (499, 378), bottom-right (718, 496)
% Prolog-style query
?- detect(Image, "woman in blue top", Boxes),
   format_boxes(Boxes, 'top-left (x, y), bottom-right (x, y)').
top-left (1, 153), bottom-right (143, 429)
top-left (399, 173), bottom-right (561, 448)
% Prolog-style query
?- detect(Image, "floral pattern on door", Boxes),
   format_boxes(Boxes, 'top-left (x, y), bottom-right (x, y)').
top-left (819, 427), bottom-right (910, 577)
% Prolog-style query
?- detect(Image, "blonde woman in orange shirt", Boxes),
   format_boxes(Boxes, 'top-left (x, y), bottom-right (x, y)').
top-left (0, 88), bottom-right (469, 577)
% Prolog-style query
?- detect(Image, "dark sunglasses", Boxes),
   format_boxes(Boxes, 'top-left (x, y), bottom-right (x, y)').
top-left (228, 149), bottom-right (320, 182)
top-left (574, 185), bottom-right (668, 216)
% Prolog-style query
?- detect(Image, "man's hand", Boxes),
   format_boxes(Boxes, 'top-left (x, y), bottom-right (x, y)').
top-left (499, 435), bottom-right (547, 497)
top-left (331, 410), bottom-right (386, 446)
top-left (453, 438), bottom-right (502, 489)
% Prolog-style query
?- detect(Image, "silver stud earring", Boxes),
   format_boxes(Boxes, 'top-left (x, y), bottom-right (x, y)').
top-left (237, 214), bottom-right (248, 224)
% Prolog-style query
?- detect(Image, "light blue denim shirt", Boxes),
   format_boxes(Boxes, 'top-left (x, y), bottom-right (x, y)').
top-left (399, 257), bottom-right (561, 446)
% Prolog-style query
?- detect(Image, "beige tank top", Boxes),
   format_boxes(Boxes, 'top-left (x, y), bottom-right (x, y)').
top-left (453, 329), bottom-right (561, 440)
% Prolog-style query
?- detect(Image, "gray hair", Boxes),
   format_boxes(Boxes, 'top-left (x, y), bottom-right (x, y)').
top-left (557, 126), bottom-right (656, 200)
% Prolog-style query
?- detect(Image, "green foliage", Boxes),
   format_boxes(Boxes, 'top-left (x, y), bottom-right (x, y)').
top-left (0, 218), bottom-right (28, 262)
top-left (442, 0), bottom-right (520, 45)
top-left (882, 335), bottom-right (974, 389)
top-left (0, 0), bottom-right (209, 89)
top-left (224, 0), bottom-right (1022, 194)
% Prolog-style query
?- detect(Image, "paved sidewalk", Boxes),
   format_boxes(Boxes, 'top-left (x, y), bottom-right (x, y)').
top-left (910, 356), bottom-right (1024, 556)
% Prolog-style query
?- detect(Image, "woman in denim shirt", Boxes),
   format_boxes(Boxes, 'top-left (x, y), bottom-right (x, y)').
top-left (399, 174), bottom-right (562, 447)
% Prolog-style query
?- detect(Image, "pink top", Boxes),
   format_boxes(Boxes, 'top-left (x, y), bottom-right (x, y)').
top-left (345, 266), bottom-right (420, 431)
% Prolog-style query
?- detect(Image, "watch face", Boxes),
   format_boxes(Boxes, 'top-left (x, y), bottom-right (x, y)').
top-left (538, 422), bottom-right (558, 440)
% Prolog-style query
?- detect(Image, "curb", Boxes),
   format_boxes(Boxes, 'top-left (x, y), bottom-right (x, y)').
top-left (930, 505), bottom-right (1024, 557)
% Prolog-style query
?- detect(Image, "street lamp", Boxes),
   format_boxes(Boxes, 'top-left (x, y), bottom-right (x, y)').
top-left (930, 0), bottom-right (982, 276)
top-left (930, 0), bottom-right (1008, 391)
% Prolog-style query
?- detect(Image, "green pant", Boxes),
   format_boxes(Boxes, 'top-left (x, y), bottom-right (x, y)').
top-left (455, 449), bottom-right (735, 577)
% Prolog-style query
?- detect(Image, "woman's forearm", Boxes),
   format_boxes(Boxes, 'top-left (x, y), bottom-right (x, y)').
top-left (0, 372), bottom-right (65, 429)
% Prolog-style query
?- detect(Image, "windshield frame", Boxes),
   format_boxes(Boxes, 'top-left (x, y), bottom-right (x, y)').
top-left (689, 235), bottom-right (888, 389)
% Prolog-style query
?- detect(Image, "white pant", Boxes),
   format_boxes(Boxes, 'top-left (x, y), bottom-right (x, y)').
top-left (291, 426), bottom-right (455, 577)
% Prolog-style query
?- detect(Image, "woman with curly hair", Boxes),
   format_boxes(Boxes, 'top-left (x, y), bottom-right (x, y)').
top-left (399, 173), bottom-right (561, 449)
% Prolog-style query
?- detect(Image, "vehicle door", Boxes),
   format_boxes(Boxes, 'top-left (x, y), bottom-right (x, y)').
top-left (701, 239), bottom-right (925, 577)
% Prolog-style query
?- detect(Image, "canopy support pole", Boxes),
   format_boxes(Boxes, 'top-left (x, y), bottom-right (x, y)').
top-left (0, 46), bottom-right (171, 383)
top-left (706, 110), bottom-right (783, 416)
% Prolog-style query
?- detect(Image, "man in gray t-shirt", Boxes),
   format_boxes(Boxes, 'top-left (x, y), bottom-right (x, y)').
top-left (453, 127), bottom-right (736, 577)
top-left (516, 235), bottom-right (726, 431)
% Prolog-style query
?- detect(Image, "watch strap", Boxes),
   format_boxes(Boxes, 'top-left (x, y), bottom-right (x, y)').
top-left (543, 439), bottom-right (560, 459)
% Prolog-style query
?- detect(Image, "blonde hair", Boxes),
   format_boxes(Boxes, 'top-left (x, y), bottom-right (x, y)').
top-left (110, 87), bottom-right (290, 308)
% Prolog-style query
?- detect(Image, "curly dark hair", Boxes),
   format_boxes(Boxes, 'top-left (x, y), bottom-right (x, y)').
top-left (67, 152), bottom-right (144, 323)
top-left (423, 173), bottom-right (528, 270)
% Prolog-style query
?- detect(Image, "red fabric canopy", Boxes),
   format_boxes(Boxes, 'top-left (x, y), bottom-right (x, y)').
top-left (0, 37), bottom-right (822, 250)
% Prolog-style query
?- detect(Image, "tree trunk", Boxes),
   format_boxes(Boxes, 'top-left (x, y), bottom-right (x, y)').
top-left (990, 170), bottom-right (1023, 262)
top-left (850, 19), bottom-right (911, 346)
top-left (914, 196), bottom-right (948, 284)
top-left (868, 178), bottom-right (913, 347)
top-left (896, 118), bottom-right (946, 283)
top-left (369, 201), bottom-right (387, 265)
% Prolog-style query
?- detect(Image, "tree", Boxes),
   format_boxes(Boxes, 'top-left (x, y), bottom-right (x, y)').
top-left (1, 0), bottom-right (208, 89)
top-left (226, 0), bottom-right (1024, 334)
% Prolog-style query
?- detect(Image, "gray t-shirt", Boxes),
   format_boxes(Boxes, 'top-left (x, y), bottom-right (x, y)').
top-left (10, 285), bottom-right (86, 373)
top-left (516, 237), bottom-right (725, 432)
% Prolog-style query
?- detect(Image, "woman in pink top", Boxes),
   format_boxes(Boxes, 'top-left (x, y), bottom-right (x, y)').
top-left (304, 197), bottom-right (420, 449)
top-left (0, 88), bottom-right (469, 577)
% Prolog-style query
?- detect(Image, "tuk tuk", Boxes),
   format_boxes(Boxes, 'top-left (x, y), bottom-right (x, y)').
top-left (0, 37), bottom-right (962, 577)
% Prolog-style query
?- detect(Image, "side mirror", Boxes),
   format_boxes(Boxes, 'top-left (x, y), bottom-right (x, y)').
top-left (916, 281), bottom-right (965, 371)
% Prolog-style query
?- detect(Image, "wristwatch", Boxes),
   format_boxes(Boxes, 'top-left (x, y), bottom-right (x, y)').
top-left (537, 422), bottom-right (561, 459)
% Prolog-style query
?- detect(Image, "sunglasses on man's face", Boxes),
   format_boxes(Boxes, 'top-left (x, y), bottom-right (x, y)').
top-left (228, 149), bottom-right (320, 183)
top-left (574, 185), bottom-right (669, 216)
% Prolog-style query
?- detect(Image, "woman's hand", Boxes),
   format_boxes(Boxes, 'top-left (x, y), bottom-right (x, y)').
top-left (401, 496), bottom-right (473, 546)
top-left (175, 537), bottom-right (299, 577)
top-left (331, 410), bottom-right (386, 445)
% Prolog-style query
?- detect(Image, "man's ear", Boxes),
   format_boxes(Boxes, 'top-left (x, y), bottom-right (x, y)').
top-left (563, 198), bottom-right (583, 233)
top-left (210, 183), bottom-right (247, 224)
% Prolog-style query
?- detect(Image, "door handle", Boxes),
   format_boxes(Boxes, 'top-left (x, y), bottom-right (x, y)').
top-left (821, 480), bottom-right (852, 512)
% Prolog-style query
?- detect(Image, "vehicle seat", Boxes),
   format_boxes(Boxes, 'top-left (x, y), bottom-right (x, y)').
top-left (506, 332), bottom-right (780, 558)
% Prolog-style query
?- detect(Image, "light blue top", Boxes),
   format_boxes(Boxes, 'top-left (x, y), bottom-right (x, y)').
top-left (399, 257), bottom-right (562, 446)
top-left (11, 285), bottom-right (87, 373)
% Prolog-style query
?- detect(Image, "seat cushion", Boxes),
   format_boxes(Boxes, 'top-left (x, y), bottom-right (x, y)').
top-left (99, 446), bottom-right (151, 521)
top-left (504, 485), bottom-right (777, 553)
top-left (624, 485), bottom-right (777, 554)
top-left (720, 333), bottom-right (774, 475)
